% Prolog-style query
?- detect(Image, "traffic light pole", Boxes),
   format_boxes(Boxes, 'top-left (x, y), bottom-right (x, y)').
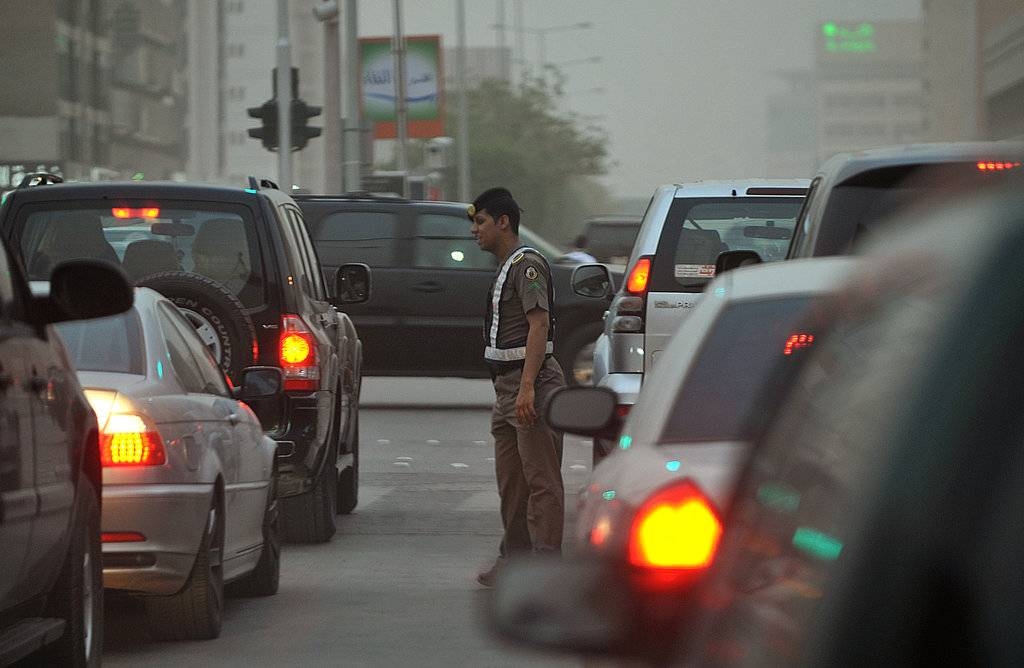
top-left (276, 0), bottom-right (293, 189)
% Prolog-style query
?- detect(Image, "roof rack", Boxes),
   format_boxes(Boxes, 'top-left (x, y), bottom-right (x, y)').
top-left (18, 172), bottom-right (64, 188)
top-left (246, 175), bottom-right (280, 191)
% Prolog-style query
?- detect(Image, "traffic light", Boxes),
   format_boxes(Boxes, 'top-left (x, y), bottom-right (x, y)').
top-left (247, 99), bottom-right (279, 151)
top-left (291, 99), bottom-right (322, 150)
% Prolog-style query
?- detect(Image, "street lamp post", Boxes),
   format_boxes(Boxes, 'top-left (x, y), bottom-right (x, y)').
top-left (490, 20), bottom-right (594, 82)
top-left (314, 1), bottom-right (341, 193)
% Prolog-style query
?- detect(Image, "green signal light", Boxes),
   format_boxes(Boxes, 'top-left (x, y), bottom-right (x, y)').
top-left (619, 435), bottom-right (632, 450)
top-left (821, 22), bottom-right (838, 37)
top-left (602, 490), bottom-right (616, 501)
top-left (792, 527), bottom-right (843, 561)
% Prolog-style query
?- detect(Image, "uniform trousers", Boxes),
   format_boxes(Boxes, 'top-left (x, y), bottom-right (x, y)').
top-left (490, 356), bottom-right (566, 556)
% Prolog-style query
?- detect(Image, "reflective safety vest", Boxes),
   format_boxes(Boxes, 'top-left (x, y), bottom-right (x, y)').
top-left (484, 246), bottom-right (555, 364)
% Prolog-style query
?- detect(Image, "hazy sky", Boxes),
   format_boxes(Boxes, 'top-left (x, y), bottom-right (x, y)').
top-left (359, 1), bottom-right (921, 199)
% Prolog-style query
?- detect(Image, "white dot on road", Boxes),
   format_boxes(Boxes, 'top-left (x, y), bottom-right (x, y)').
top-left (395, 456), bottom-right (413, 461)
top-left (474, 440), bottom-right (487, 445)
top-left (377, 439), bottom-right (391, 444)
top-left (393, 461), bottom-right (411, 468)
top-left (569, 464), bottom-right (587, 471)
top-left (485, 457), bottom-right (495, 462)
top-left (427, 439), bottom-right (441, 445)
top-left (451, 463), bottom-right (469, 468)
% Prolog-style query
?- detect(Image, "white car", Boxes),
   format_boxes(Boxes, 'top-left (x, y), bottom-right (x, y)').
top-left (584, 179), bottom-right (810, 463)
top-left (54, 287), bottom-right (285, 641)
top-left (550, 257), bottom-right (856, 577)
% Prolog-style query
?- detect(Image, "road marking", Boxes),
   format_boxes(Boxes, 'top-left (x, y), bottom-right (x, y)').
top-left (474, 440), bottom-right (487, 445)
top-left (393, 461), bottom-right (411, 468)
top-left (395, 456), bottom-right (413, 461)
top-left (451, 463), bottom-right (469, 468)
top-left (377, 439), bottom-right (391, 444)
top-left (485, 457), bottom-right (495, 462)
top-left (569, 464), bottom-right (587, 471)
top-left (427, 439), bottom-right (441, 444)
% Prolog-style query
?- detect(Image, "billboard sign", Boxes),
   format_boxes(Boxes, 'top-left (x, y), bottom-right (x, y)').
top-left (360, 35), bottom-right (445, 139)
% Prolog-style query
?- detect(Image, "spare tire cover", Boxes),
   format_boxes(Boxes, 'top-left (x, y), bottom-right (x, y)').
top-left (137, 271), bottom-right (256, 382)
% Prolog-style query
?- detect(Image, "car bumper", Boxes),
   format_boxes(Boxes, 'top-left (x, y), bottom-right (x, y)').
top-left (597, 372), bottom-right (642, 407)
top-left (275, 390), bottom-right (333, 498)
top-left (101, 483), bottom-right (214, 595)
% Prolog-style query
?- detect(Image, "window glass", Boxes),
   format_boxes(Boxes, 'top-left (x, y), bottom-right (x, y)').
top-left (650, 198), bottom-right (803, 293)
top-left (55, 310), bottom-right (146, 375)
top-left (161, 304), bottom-right (231, 396)
top-left (287, 208), bottom-right (325, 300)
top-left (414, 214), bottom-right (495, 270)
top-left (312, 212), bottom-right (398, 267)
top-left (156, 304), bottom-right (207, 393)
top-left (16, 202), bottom-right (266, 308)
top-left (659, 296), bottom-right (815, 444)
top-left (0, 244), bottom-right (15, 318)
top-left (275, 206), bottom-right (313, 297)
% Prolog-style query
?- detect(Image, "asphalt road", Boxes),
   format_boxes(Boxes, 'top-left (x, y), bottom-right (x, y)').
top-left (103, 378), bottom-right (592, 667)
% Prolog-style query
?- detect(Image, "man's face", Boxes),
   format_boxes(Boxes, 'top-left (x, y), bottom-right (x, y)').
top-left (471, 208), bottom-right (504, 253)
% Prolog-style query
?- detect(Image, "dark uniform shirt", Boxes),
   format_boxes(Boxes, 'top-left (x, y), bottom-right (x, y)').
top-left (485, 247), bottom-right (555, 366)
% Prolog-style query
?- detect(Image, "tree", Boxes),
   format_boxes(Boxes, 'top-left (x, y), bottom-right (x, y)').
top-left (447, 76), bottom-right (611, 242)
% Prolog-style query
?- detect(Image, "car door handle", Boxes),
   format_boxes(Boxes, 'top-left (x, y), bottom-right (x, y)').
top-left (411, 281), bottom-right (443, 293)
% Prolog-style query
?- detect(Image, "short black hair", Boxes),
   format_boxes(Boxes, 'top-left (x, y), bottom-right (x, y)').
top-left (472, 187), bottom-right (521, 233)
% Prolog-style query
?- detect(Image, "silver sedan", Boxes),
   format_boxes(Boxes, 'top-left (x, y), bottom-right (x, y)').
top-left (54, 287), bottom-right (284, 641)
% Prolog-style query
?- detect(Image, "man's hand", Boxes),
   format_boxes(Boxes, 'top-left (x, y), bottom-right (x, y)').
top-left (516, 382), bottom-right (537, 427)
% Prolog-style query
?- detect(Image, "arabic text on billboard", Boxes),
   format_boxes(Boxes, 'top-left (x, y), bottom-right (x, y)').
top-left (360, 35), bottom-right (445, 140)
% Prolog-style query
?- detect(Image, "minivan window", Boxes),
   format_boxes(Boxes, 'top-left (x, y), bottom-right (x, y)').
top-left (659, 296), bottom-right (815, 444)
top-left (413, 214), bottom-right (495, 270)
top-left (312, 211), bottom-right (399, 267)
top-left (17, 202), bottom-right (266, 307)
top-left (650, 198), bottom-right (803, 293)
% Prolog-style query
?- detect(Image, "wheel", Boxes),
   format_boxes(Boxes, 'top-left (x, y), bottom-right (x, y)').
top-left (145, 499), bottom-right (225, 641)
top-left (556, 321), bottom-right (604, 386)
top-left (281, 449), bottom-right (337, 543)
top-left (137, 271), bottom-right (256, 382)
top-left (37, 474), bottom-right (103, 666)
top-left (228, 472), bottom-right (280, 597)
top-left (337, 410), bottom-right (359, 515)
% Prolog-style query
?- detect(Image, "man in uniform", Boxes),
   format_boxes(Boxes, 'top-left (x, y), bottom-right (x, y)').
top-left (469, 187), bottom-right (566, 587)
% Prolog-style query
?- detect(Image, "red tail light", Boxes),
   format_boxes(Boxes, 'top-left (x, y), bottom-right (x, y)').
top-left (976, 161), bottom-right (1021, 171)
top-left (626, 256), bottom-right (652, 294)
top-left (100, 414), bottom-right (166, 467)
top-left (102, 532), bottom-right (146, 543)
top-left (615, 404), bottom-right (632, 419)
top-left (628, 480), bottom-right (722, 570)
top-left (783, 332), bottom-right (815, 356)
top-left (280, 314), bottom-right (319, 391)
top-left (111, 207), bottom-right (160, 219)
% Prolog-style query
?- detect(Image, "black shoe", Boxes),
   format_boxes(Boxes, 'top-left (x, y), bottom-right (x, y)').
top-left (476, 559), bottom-right (504, 587)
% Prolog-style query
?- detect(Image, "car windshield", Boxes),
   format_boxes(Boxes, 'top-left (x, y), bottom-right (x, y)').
top-left (55, 309), bottom-right (146, 375)
top-left (659, 295), bottom-right (817, 444)
top-left (16, 202), bottom-right (266, 308)
top-left (651, 198), bottom-right (804, 292)
top-left (585, 221), bottom-right (640, 263)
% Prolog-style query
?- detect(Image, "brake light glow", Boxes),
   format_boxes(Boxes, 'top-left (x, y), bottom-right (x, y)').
top-left (628, 480), bottom-right (722, 570)
top-left (279, 314), bottom-right (319, 391)
top-left (99, 414), bottom-right (166, 466)
top-left (626, 257), bottom-right (652, 294)
top-left (111, 207), bottom-right (160, 219)
top-left (976, 161), bottom-right (1021, 171)
top-left (783, 332), bottom-right (815, 356)
top-left (102, 532), bottom-right (146, 543)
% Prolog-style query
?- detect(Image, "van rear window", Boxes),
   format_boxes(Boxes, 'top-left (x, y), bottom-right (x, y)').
top-left (650, 198), bottom-right (804, 292)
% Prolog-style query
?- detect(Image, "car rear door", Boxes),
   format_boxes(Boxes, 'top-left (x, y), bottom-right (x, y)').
top-left (405, 210), bottom-right (496, 377)
top-left (0, 245), bottom-right (33, 608)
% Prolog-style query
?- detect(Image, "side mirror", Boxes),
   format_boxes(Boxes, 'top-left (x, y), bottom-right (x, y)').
top-left (334, 263), bottom-right (371, 305)
top-left (545, 386), bottom-right (621, 439)
top-left (714, 250), bottom-right (762, 276)
top-left (234, 366), bottom-right (285, 431)
top-left (37, 260), bottom-right (134, 325)
top-left (571, 263), bottom-right (612, 298)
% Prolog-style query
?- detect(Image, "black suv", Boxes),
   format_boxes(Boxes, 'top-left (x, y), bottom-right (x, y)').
top-left (0, 174), bottom-right (369, 544)
top-left (0, 237), bottom-right (133, 663)
top-left (294, 194), bottom-right (619, 384)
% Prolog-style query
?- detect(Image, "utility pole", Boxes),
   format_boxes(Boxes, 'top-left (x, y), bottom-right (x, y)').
top-left (513, 0), bottom-right (525, 85)
top-left (343, 0), bottom-right (361, 191)
top-left (315, 2), bottom-right (342, 193)
top-left (495, 0), bottom-right (508, 81)
top-left (276, 0), bottom-right (292, 189)
top-left (456, 0), bottom-right (470, 201)
top-left (392, 0), bottom-right (409, 197)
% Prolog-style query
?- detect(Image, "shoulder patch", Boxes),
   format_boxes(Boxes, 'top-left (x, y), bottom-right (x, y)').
top-left (510, 252), bottom-right (525, 265)
top-left (525, 265), bottom-right (538, 280)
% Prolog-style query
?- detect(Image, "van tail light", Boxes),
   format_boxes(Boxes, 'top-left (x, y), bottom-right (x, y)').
top-left (280, 314), bottom-right (319, 391)
top-left (615, 404), bottom-right (632, 419)
top-left (783, 332), bottom-right (815, 356)
top-left (626, 256), bottom-right (653, 295)
top-left (628, 479), bottom-right (722, 573)
top-left (102, 532), bottom-right (146, 543)
top-left (99, 413), bottom-right (167, 467)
